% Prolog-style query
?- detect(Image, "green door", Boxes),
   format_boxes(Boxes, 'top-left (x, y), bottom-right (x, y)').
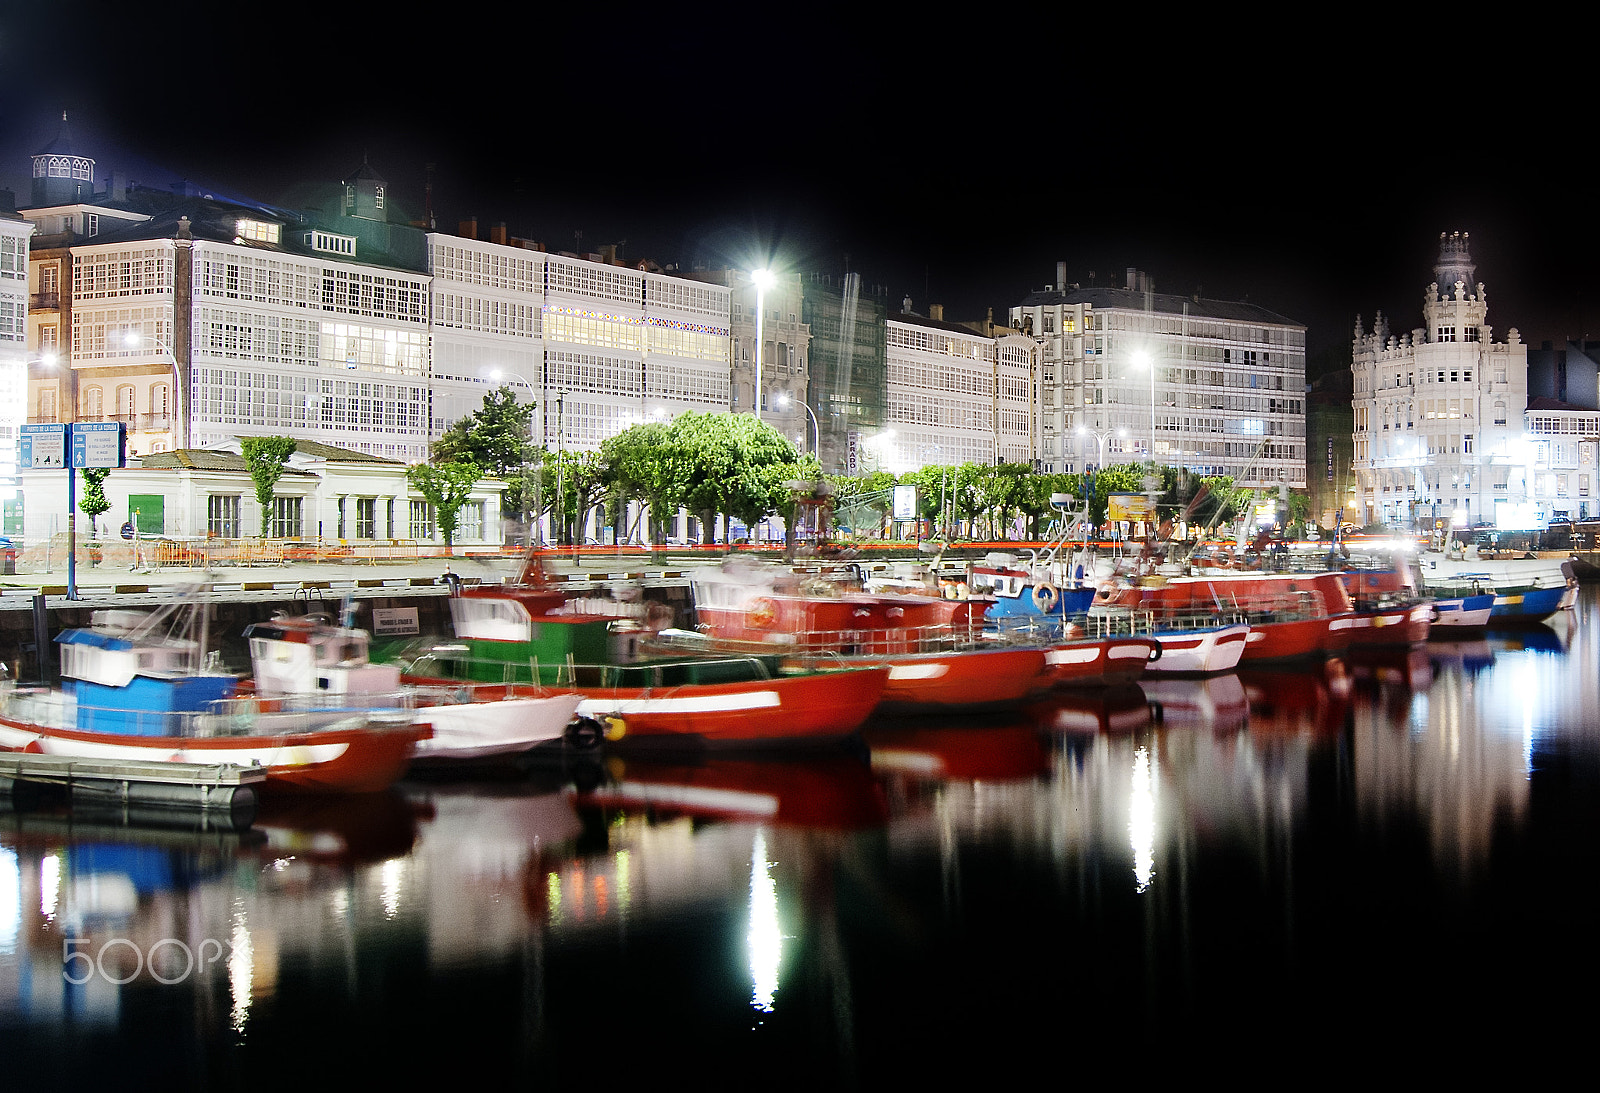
top-left (128, 494), bottom-right (165, 535)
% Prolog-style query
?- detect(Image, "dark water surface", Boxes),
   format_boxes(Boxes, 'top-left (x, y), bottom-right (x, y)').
top-left (6, 589), bottom-right (1600, 1087)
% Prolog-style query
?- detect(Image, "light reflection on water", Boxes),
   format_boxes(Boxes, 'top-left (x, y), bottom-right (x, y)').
top-left (4, 590), bottom-right (1600, 1081)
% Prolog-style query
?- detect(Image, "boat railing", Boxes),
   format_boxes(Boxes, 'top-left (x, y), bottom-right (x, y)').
top-left (403, 647), bottom-right (786, 690)
top-left (1080, 608), bottom-right (1251, 639)
top-left (0, 688), bottom-right (414, 738)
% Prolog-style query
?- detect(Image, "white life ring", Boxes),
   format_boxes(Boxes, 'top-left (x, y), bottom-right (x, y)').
top-left (1032, 583), bottom-right (1059, 612)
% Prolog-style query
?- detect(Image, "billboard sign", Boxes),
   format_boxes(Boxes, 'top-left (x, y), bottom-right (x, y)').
top-left (1107, 492), bottom-right (1152, 521)
top-left (892, 484), bottom-right (918, 520)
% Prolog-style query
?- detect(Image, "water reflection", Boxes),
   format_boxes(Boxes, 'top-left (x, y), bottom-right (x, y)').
top-left (5, 591), bottom-right (1600, 1081)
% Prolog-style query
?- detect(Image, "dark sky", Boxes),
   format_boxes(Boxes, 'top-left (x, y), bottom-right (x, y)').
top-left (4, 7), bottom-right (1593, 370)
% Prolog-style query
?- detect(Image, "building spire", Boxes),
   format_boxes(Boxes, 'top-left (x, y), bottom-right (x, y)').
top-left (1434, 231), bottom-right (1476, 291)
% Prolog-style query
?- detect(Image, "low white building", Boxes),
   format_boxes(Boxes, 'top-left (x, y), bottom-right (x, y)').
top-left (14, 438), bottom-right (506, 555)
top-left (1522, 398), bottom-right (1599, 523)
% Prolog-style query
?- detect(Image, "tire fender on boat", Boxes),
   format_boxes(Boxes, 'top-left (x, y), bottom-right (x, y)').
top-left (1146, 642), bottom-right (1162, 662)
top-left (1033, 583), bottom-right (1059, 612)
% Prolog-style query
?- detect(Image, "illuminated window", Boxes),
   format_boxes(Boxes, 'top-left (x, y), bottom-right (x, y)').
top-left (236, 219), bottom-right (282, 244)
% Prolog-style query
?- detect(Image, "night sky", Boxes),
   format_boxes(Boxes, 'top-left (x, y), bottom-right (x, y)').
top-left (3, 8), bottom-right (1593, 371)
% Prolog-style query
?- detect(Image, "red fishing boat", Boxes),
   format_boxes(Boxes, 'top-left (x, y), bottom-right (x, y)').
top-left (380, 578), bottom-right (890, 749)
top-left (0, 605), bottom-right (427, 795)
top-left (1331, 558), bottom-right (1434, 648)
top-left (691, 559), bottom-right (1158, 707)
top-left (1089, 571), bottom-right (1355, 663)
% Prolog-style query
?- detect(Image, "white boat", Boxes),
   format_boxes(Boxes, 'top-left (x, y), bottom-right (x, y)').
top-left (1429, 590), bottom-right (1496, 630)
top-left (1138, 620), bottom-right (1251, 674)
top-left (242, 612), bottom-right (598, 762)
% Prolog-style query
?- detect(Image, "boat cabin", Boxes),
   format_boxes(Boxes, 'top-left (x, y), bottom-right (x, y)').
top-left (244, 615), bottom-right (402, 697)
top-left (57, 610), bottom-right (235, 735)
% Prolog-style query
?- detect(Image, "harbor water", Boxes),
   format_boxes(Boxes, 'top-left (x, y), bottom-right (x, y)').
top-left (4, 587), bottom-right (1600, 1086)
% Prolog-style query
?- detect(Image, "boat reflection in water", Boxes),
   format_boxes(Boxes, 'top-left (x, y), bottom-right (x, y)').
top-left (1426, 638), bottom-right (1497, 675)
top-left (1487, 622), bottom-right (1568, 653)
top-left (10, 587), bottom-right (1600, 1084)
top-left (1343, 645), bottom-right (1435, 690)
top-left (1139, 673), bottom-right (1250, 733)
top-left (251, 789), bottom-right (424, 867)
top-left (1236, 658), bottom-right (1353, 736)
top-left (575, 752), bottom-right (886, 833)
top-left (1027, 683), bottom-right (1153, 735)
top-left (865, 716), bottom-right (1051, 783)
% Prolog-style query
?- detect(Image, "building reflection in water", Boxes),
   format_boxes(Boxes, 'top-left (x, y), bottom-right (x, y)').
top-left (3, 592), bottom-right (1599, 1079)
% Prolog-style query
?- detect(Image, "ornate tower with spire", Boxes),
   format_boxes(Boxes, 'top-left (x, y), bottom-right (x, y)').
top-left (30, 112), bottom-right (96, 206)
top-left (1423, 231), bottom-right (1488, 343)
top-left (1349, 231), bottom-right (1528, 531)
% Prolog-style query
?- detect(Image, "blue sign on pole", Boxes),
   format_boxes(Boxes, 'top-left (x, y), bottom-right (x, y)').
top-left (20, 423), bottom-right (68, 468)
top-left (70, 422), bottom-right (127, 469)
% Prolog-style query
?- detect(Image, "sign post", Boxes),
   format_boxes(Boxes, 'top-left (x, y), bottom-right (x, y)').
top-left (23, 423), bottom-right (126, 600)
top-left (892, 485), bottom-right (918, 541)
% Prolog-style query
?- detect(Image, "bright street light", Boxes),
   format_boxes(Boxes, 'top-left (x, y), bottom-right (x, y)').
top-left (751, 268), bottom-right (775, 419)
top-left (1077, 424), bottom-right (1126, 469)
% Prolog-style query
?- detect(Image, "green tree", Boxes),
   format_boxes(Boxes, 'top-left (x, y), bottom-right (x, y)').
top-left (661, 412), bottom-right (800, 543)
top-left (78, 467), bottom-right (111, 538)
top-left (240, 436), bottom-right (299, 537)
top-left (406, 460), bottom-right (482, 548)
top-left (827, 471), bottom-right (896, 538)
top-left (433, 386), bottom-right (537, 520)
top-left (547, 449), bottom-right (608, 545)
top-left (601, 421), bottom-right (685, 545)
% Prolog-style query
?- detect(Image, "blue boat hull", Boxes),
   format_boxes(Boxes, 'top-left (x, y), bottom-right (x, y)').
top-left (1490, 585), bottom-right (1567, 623)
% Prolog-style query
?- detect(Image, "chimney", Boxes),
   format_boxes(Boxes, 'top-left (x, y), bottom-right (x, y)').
top-left (1126, 268), bottom-right (1138, 291)
top-left (1056, 261), bottom-right (1067, 292)
top-left (930, 303), bottom-right (944, 321)
top-left (490, 222), bottom-right (507, 246)
top-left (459, 217), bottom-right (478, 240)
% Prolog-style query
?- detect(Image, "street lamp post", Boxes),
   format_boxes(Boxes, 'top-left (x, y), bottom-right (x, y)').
top-left (776, 392), bottom-right (818, 457)
top-left (488, 368), bottom-right (539, 547)
top-left (1077, 425), bottom-right (1125, 539)
top-left (123, 332), bottom-right (184, 450)
top-left (919, 445), bottom-right (948, 541)
top-left (751, 268), bottom-right (775, 419)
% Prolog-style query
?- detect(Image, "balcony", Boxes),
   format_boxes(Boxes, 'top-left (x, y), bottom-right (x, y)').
top-left (30, 292), bottom-right (60, 310)
top-left (26, 413), bottom-right (174, 431)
